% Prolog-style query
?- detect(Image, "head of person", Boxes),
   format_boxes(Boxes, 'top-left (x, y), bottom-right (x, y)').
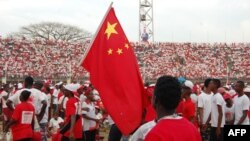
top-left (3, 83), bottom-right (10, 92)
top-left (24, 76), bottom-right (34, 88)
top-left (20, 90), bottom-right (31, 102)
top-left (153, 76), bottom-right (181, 117)
top-left (234, 81), bottom-right (245, 94)
top-left (182, 80), bottom-right (194, 98)
top-left (53, 113), bottom-right (59, 120)
top-left (204, 78), bottom-right (212, 91)
top-left (34, 81), bottom-right (44, 90)
top-left (45, 86), bottom-right (50, 94)
top-left (210, 79), bottom-right (221, 92)
top-left (223, 94), bottom-right (233, 106)
top-left (85, 90), bottom-right (95, 102)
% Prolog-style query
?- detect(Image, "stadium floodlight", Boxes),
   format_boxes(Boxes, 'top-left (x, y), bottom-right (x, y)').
top-left (139, 0), bottom-right (154, 43)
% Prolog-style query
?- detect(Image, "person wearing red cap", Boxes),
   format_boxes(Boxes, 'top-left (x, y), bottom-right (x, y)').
top-left (223, 94), bottom-right (234, 125)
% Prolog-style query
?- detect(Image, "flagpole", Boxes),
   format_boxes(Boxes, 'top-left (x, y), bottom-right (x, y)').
top-left (79, 2), bottom-right (114, 66)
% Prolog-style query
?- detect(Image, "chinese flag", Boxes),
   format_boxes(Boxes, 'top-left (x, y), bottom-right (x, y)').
top-left (81, 7), bottom-right (145, 135)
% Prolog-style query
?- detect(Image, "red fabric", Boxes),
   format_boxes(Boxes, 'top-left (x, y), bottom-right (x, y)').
top-left (176, 100), bottom-right (184, 115)
top-left (63, 97), bottom-right (82, 138)
top-left (81, 8), bottom-right (144, 135)
top-left (182, 98), bottom-right (195, 120)
top-left (11, 102), bottom-right (35, 141)
top-left (2, 108), bottom-right (13, 120)
top-left (145, 118), bottom-right (201, 141)
top-left (52, 132), bottom-right (62, 141)
top-left (58, 92), bottom-right (63, 100)
top-left (32, 132), bottom-right (42, 141)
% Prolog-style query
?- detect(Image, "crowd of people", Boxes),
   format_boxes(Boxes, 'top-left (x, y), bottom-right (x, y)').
top-left (0, 76), bottom-right (249, 141)
top-left (1, 37), bottom-right (250, 80)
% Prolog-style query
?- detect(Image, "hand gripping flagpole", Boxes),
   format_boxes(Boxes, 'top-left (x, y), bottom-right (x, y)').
top-left (79, 2), bottom-right (114, 66)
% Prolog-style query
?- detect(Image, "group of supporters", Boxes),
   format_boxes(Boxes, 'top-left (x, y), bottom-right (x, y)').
top-left (0, 76), bottom-right (249, 141)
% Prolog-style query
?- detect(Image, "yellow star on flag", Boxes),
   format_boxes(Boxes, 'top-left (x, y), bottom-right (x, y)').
top-left (125, 43), bottom-right (129, 49)
top-left (117, 48), bottom-right (123, 55)
top-left (107, 48), bottom-right (113, 55)
top-left (105, 22), bottom-right (118, 39)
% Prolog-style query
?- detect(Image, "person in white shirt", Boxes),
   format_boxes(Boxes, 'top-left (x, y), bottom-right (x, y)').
top-left (223, 94), bottom-right (234, 125)
top-left (233, 81), bottom-right (250, 125)
top-left (82, 90), bottom-right (99, 141)
top-left (34, 81), bottom-right (49, 141)
top-left (210, 79), bottom-right (225, 141)
top-left (1, 84), bottom-right (11, 130)
top-left (58, 93), bottom-right (68, 119)
top-left (49, 113), bottom-right (64, 135)
top-left (130, 120), bottom-right (156, 141)
top-left (6, 76), bottom-right (47, 123)
top-left (198, 78), bottom-right (213, 141)
top-left (52, 83), bottom-right (60, 113)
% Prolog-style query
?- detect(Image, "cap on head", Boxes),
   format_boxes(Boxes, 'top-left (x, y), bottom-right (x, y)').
top-left (184, 80), bottom-right (194, 89)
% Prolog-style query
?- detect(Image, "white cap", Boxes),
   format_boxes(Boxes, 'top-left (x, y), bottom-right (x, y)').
top-left (55, 81), bottom-right (63, 86)
top-left (244, 87), bottom-right (250, 93)
top-left (17, 83), bottom-right (23, 89)
top-left (64, 84), bottom-right (79, 92)
top-left (229, 90), bottom-right (236, 96)
top-left (184, 80), bottom-right (194, 89)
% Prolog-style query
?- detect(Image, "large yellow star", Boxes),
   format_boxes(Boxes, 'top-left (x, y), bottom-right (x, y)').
top-left (105, 22), bottom-right (118, 39)
top-left (107, 48), bottom-right (113, 55)
top-left (117, 48), bottom-right (123, 55)
top-left (124, 43), bottom-right (129, 49)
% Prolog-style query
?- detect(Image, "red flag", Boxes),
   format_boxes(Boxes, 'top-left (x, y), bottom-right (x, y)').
top-left (81, 7), bottom-right (144, 135)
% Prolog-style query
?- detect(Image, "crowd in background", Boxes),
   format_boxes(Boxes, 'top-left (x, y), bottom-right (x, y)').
top-left (1, 37), bottom-right (250, 80)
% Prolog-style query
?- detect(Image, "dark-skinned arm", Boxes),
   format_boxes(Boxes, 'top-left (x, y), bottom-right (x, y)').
top-left (37, 100), bottom-right (47, 122)
top-left (4, 119), bottom-right (17, 132)
top-left (6, 100), bottom-right (15, 111)
top-left (237, 110), bottom-right (248, 125)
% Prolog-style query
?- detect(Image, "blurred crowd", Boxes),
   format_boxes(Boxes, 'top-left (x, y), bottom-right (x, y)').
top-left (1, 37), bottom-right (250, 80)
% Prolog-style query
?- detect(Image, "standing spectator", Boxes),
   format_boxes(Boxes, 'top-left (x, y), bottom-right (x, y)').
top-left (82, 90), bottom-right (100, 141)
top-left (145, 76), bottom-right (201, 141)
top-left (198, 78), bottom-right (213, 141)
top-left (48, 113), bottom-right (64, 137)
top-left (52, 82), bottom-right (62, 113)
top-left (1, 84), bottom-right (12, 131)
top-left (4, 90), bottom-right (35, 141)
top-left (223, 94), bottom-right (234, 125)
top-left (34, 81), bottom-right (49, 141)
top-left (244, 87), bottom-right (250, 119)
top-left (182, 80), bottom-right (197, 125)
top-left (233, 81), bottom-right (249, 125)
top-left (60, 84), bottom-right (83, 141)
top-left (210, 79), bottom-right (225, 141)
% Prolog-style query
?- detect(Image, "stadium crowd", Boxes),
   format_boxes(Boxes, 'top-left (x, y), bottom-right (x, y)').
top-left (0, 76), bottom-right (249, 141)
top-left (1, 37), bottom-right (250, 80)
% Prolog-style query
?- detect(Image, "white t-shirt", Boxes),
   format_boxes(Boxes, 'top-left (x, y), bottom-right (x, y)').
top-left (80, 94), bottom-right (86, 103)
top-left (211, 93), bottom-right (225, 127)
top-left (225, 104), bottom-right (234, 122)
top-left (190, 93), bottom-right (198, 104)
top-left (52, 89), bottom-right (59, 104)
top-left (1, 91), bottom-right (9, 108)
top-left (82, 102), bottom-right (97, 131)
top-left (198, 91), bottom-right (213, 124)
top-left (37, 92), bottom-right (49, 123)
top-left (46, 93), bottom-right (51, 108)
top-left (130, 120), bottom-right (156, 141)
top-left (49, 117), bottom-right (64, 134)
top-left (8, 88), bottom-right (45, 114)
top-left (234, 94), bottom-right (250, 125)
top-left (58, 95), bottom-right (68, 109)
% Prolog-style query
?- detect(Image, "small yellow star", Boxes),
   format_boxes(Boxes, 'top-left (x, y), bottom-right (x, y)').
top-left (117, 48), bottom-right (123, 55)
top-left (107, 48), bottom-right (113, 55)
top-left (124, 43), bottom-right (129, 49)
top-left (105, 22), bottom-right (118, 39)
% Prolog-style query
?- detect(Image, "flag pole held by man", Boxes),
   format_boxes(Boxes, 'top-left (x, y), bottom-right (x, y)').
top-left (80, 3), bottom-right (145, 135)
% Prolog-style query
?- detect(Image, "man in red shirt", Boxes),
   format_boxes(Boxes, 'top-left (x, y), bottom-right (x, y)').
top-left (4, 90), bottom-right (35, 141)
top-left (145, 76), bottom-right (201, 141)
top-left (182, 80), bottom-right (197, 126)
top-left (60, 84), bottom-right (83, 141)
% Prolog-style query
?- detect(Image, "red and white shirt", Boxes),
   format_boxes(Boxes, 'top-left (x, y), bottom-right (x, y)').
top-left (11, 102), bottom-right (35, 140)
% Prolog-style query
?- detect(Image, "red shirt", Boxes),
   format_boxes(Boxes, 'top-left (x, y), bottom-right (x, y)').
top-left (145, 117), bottom-right (201, 141)
top-left (176, 100), bottom-right (184, 115)
top-left (64, 97), bottom-right (82, 139)
top-left (182, 98), bottom-right (195, 120)
top-left (11, 102), bottom-right (35, 141)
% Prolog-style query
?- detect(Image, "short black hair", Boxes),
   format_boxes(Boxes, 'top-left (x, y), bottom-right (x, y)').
top-left (204, 78), bottom-right (212, 88)
top-left (34, 81), bottom-right (43, 90)
top-left (237, 81), bottom-right (245, 88)
top-left (21, 90), bottom-right (31, 101)
top-left (154, 75), bottom-right (181, 111)
top-left (25, 76), bottom-right (34, 86)
top-left (212, 79), bottom-right (221, 89)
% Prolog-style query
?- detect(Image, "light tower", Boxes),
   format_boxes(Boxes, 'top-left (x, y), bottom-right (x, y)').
top-left (139, 0), bottom-right (154, 43)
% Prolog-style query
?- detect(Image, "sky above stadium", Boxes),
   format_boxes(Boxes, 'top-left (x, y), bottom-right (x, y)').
top-left (0, 0), bottom-right (250, 42)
